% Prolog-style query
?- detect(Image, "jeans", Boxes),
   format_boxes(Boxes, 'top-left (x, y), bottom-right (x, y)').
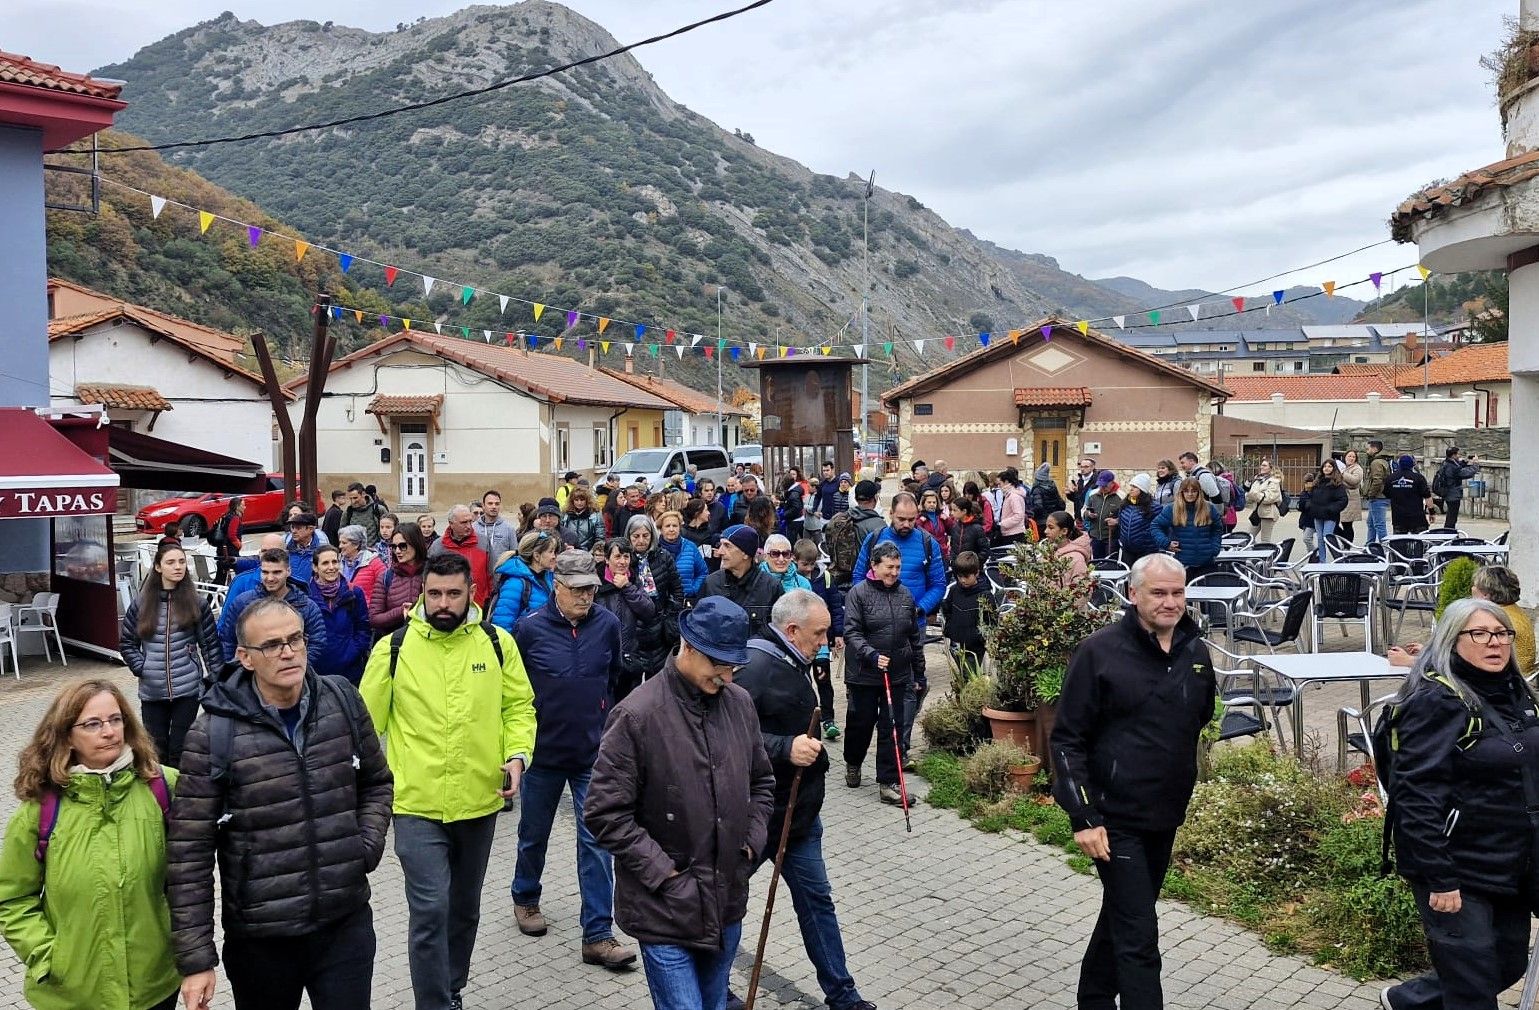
top-left (1387, 884), bottom-right (1532, 1010)
top-left (1077, 826), bottom-right (1177, 1010)
top-left (223, 905), bottom-right (376, 1010)
top-left (1367, 498), bottom-right (1390, 544)
top-left (753, 818), bottom-right (863, 1009)
top-left (1444, 498), bottom-right (1463, 531)
top-left (511, 765), bottom-right (615, 943)
top-left (1313, 519), bottom-right (1337, 562)
top-left (140, 695), bottom-right (201, 768)
top-left (394, 813), bottom-right (499, 1010)
top-left (640, 919), bottom-right (742, 1010)
top-left (843, 681), bottom-right (911, 785)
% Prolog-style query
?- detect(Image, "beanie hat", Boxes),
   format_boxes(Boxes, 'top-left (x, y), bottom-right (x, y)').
top-left (1398, 454), bottom-right (1416, 471)
top-left (1129, 472), bottom-right (1154, 495)
top-left (1096, 469), bottom-right (1116, 488)
top-left (721, 524), bottom-right (760, 558)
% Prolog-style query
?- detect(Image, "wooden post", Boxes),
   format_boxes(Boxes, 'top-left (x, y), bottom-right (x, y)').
top-left (251, 333), bottom-right (297, 503)
top-left (298, 294), bottom-right (335, 510)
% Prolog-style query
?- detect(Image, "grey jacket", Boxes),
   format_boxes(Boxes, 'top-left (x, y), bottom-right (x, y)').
top-left (120, 592), bottom-right (220, 702)
top-left (474, 515), bottom-right (519, 560)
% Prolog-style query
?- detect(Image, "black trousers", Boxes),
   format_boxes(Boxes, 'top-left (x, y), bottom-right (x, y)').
top-left (1338, 521), bottom-right (1356, 542)
top-left (843, 681), bottom-right (910, 786)
top-left (224, 905), bottom-right (376, 1010)
top-left (1077, 826), bottom-right (1177, 1010)
top-left (1444, 499), bottom-right (1463, 530)
top-left (813, 655), bottom-right (836, 722)
top-left (140, 696), bottom-right (201, 768)
top-left (1387, 884), bottom-right (1534, 1010)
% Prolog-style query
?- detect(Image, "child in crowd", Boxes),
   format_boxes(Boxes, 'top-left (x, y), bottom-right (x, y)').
top-left (940, 551), bottom-right (990, 676)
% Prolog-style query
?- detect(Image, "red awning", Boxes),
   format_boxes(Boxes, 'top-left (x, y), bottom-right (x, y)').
top-left (0, 408), bottom-right (119, 518)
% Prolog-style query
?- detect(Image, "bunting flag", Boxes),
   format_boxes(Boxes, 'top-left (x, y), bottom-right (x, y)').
top-left (915, 339), bottom-right (925, 354)
top-left (624, 343), bottom-right (633, 357)
top-left (354, 310), bottom-right (364, 323)
top-left (665, 329), bottom-right (676, 345)
top-left (554, 338), bottom-right (563, 350)
top-left (378, 314), bottom-right (389, 327)
top-left (674, 346), bottom-right (685, 359)
top-left (1418, 265), bottom-right (1431, 280)
top-left (1370, 272), bottom-right (1383, 290)
top-left (882, 341), bottom-right (893, 356)
top-left (247, 226), bottom-right (262, 247)
top-left (566, 310), bottom-right (578, 329)
top-left (338, 253), bottom-right (353, 273)
top-left (820, 346), bottom-right (832, 355)
top-left (577, 339), bottom-right (586, 351)
top-left (293, 240), bottom-right (309, 263)
top-left (1231, 296), bottom-right (1245, 313)
top-left (1186, 304), bottom-right (1200, 322)
top-left (1272, 290), bottom-right (1284, 305)
top-left (1149, 310), bottom-right (1161, 326)
top-left (533, 303), bottom-right (545, 321)
top-left (601, 341), bottom-right (611, 353)
top-left (463, 286), bottom-right (475, 306)
top-left (385, 266), bottom-right (399, 287)
top-left (943, 335), bottom-right (956, 351)
top-left (635, 324), bottom-right (646, 340)
top-left (198, 211), bottom-right (214, 234)
top-left (330, 305), bottom-right (342, 319)
top-left (499, 294), bottom-right (509, 314)
top-left (749, 342), bottom-right (758, 356)
top-left (505, 332), bottom-right (516, 346)
top-left (731, 347), bottom-right (741, 361)
top-left (1113, 316), bottom-right (1125, 329)
top-left (433, 322), bottom-right (442, 334)
top-left (1009, 329), bottom-right (1022, 344)
top-left (529, 335), bottom-right (540, 349)
top-left (1041, 325), bottom-right (1052, 342)
top-left (716, 339), bottom-right (726, 352)
top-left (690, 334), bottom-right (703, 347)
top-left (1075, 321), bottom-right (1089, 336)
top-left (598, 317), bottom-right (611, 334)
top-left (423, 276), bottom-right (435, 296)
top-left (779, 347), bottom-right (788, 358)
top-left (704, 346), bottom-right (713, 359)
top-left (756, 347), bottom-right (767, 360)
top-left (648, 343), bottom-right (659, 357)
top-left (853, 343), bottom-right (865, 356)
top-left (403, 319), bottom-right (412, 330)
top-left (150, 195), bottom-right (167, 219)
top-left (1322, 281), bottom-right (1336, 298)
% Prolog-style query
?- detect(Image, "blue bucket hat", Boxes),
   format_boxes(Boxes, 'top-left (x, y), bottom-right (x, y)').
top-left (678, 597), bottom-right (750, 666)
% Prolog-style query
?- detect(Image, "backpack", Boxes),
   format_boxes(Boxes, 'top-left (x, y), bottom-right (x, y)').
top-left (1217, 475), bottom-right (1237, 510)
top-left (1431, 463), bottom-right (1453, 498)
top-left (207, 513), bottom-right (232, 548)
top-left (859, 528), bottom-right (935, 580)
top-left (1192, 466), bottom-right (1225, 506)
top-left (35, 774), bottom-right (171, 862)
top-left (388, 620), bottom-right (505, 678)
top-left (824, 511), bottom-right (862, 585)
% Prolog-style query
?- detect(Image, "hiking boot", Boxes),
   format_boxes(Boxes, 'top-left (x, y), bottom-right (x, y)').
top-left (725, 993), bottom-right (746, 1010)
top-left (822, 719), bottom-right (841, 741)
top-left (514, 904), bottom-right (547, 936)
top-left (450, 993), bottom-right (464, 1010)
top-left (582, 937), bottom-right (637, 969)
top-left (845, 764), bottom-right (861, 788)
top-left (879, 783), bottom-right (902, 805)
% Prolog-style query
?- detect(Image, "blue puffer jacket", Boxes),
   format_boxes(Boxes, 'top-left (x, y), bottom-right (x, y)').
top-left (489, 555), bottom-right (553, 633)
top-left (1152, 503), bottom-right (1225, 569)
top-left (851, 526), bottom-right (947, 617)
top-left (657, 534), bottom-right (707, 599)
top-left (1115, 500), bottom-right (1159, 556)
top-left (305, 578), bottom-right (372, 685)
top-left (513, 598), bottom-right (625, 771)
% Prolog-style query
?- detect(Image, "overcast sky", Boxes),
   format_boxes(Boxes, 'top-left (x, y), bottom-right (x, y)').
top-left (11, 0), bottom-right (1512, 298)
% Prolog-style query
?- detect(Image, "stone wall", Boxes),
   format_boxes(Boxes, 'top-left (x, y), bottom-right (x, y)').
top-left (1331, 427), bottom-right (1510, 461)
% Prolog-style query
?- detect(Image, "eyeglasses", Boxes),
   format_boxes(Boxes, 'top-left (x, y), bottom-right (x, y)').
top-left (1460, 628), bottom-right (1516, 646)
top-left (766, 549), bottom-right (793, 559)
top-left (241, 631), bottom-right (308, 658)
top-left (73, 714), bottom-right (125, 735)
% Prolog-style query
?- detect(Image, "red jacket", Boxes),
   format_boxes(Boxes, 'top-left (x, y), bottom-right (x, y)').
top-left (431, 530), bottom-right (492, 607)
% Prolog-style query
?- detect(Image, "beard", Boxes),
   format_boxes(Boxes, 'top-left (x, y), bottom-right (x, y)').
top-left (427, 607), bottom-right (468, 632)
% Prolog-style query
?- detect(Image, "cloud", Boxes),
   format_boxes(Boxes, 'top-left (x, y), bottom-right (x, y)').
top-left (8, 0), bottom-right (1514, 293)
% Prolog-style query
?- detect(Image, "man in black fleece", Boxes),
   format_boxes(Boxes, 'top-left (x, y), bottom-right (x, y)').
top-left (1050, 552), bottom-right (1215, 1010)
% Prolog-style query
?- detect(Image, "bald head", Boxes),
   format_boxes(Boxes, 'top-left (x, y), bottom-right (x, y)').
top-left (259, 533), bottom-right (285, 550)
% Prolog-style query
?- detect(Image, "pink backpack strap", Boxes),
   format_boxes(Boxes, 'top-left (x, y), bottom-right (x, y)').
top-left (147, 774), bottom-right (171, 817)
top-left (33, 788), bottom-right (61, 863)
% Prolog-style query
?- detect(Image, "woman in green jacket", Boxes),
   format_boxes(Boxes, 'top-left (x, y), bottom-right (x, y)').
top-left (0, 679), bottom-right (180, 1010)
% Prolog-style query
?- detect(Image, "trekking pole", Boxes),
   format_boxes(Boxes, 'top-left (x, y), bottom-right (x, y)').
top-left (743, 707), bottom-right (821, 1010)
top-left (881, 666), bottom-right (913, 833)
top-left (1520, 941), bottom-right (1539, 1010)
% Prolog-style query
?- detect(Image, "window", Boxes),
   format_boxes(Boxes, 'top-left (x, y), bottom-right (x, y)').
top-left (593, 425), bottom-right (611, 467)
top-left (1293, 361), bottom-right (1305, 371)
top-left (686, 449), bottom-right (728, 470)
top-left (1252, 362), bottom-right (1265, 372)
top-left (555, 424), bottom-right (570, 473)
top-left (914, 403), bottom-right (934, 416)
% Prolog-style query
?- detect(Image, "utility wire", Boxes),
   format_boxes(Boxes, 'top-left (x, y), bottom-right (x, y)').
top-left (104, 0), bottom-right (778, 153)
top-left (1133, 238), bottom-right (1399, 316)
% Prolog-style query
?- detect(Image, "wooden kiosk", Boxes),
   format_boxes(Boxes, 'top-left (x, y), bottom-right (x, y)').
top-left (742, 355), bottom-right (868, 491)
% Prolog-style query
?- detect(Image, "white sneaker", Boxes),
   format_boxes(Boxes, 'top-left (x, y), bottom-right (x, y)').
top-left (1379, 986), bottom-right (1395, 1010)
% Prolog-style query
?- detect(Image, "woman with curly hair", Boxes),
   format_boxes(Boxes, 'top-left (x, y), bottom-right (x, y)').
top-left (0, 680), bottom-right (180, 1010)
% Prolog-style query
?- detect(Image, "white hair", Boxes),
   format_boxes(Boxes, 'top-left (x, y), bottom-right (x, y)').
top-left (1129, 552), bottom-right (1185, 589)
top-left (764, 533), bottom-right (791, 552)
top-left (449, 504), bottom-right (473, 520)
top-left (771, 588), bottom-right (827, 631)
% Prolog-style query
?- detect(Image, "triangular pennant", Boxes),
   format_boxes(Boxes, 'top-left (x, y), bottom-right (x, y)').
top-left (150, 195), bottom-right (167, 219)
top-left (756, 347), bottom-right (767, 360)
top-left (433, 322), bottom-right (442, 334)
top-left (479, 329), bottom-right (489, 341)
top-left (1112, 316), bottom-right (1125, 330)
top-left (529, 335), bottom-right (540, 349)
top-left (462, 286), bottom-right (475, 305)
top-left (598, 317), bottom-right (611, 334)
top-left (1008, 329), bottom-right (1022, 344)
top-left (787, 347), bottom-right (797, 357)
top-left (853, 343), bottom-right (866, 356)
top-left (648, 344), bottom-right (659, 358)
top-left (1149, 310), bottom-right (1161, 326)
top-left (566, 310), bottom-right (578, 329)
top-left (422, 276), bottom-right (435, 296)
top-left (882, 342), bottom-right (893, 355)
top-left (943, 335), bottom-right (956, 351)
top-left (915, 340), bottom-right (926, 354)
top-left (690, 334), bottom-right (703, 347)
top-left (578, 339), bottom-right (586, 350)
top-left (330, 305), bottom-right (342, 320)
top-left (1041, 325), bottom-right (1053, 341)
top-left (533, 303), bottom-right (545, 321)
top-left (674, 346), bottom-right (684, 359)
top-left (624, 342), bottom-right (634, 357)
top-left (731, 347), bottom-right (741, 361)
top-left (820, 346), bottom-right (832, 356)
top-left (354, 310), bottom-right (364, 323)
top-left (293, 240), bottom-right (309, 262)
top-left (601, 341), bottom-right (611, 354)
top-left (1186, 304), bottom-right (1200, 322)
top-left (378, 314), bottom-right (389, 328)
top-left (749, 342), bottom-right (758, 355)
top-left (665, 329), bottom-right (676, 345)
top-left (554, 338), bottom-right (563, 350)
top-left (1075, 321), bottom-right (1089, 336)
top-left (338, 253), bottom-right (353, 273)
top-left (505, 332), bottom-right (515, 346)
top-left (403, 319), bottom-right (412, 331)
top-left (704, 347), bottom-right (714, 359)
top-left (1370, 272), bottom-right (1383, 290)
top-left (247, 225), bottom-right (262, 247)
top-left (979, 332), bottom-right (992, 346)
top-left (1418, 265), bottom-right (1431, 280)
top-left (385, 266), bottom-right (399, 287)
top-left (499, 294), bottom-right (509, 314)
top-left (716, 339), bottom-right (726, 352)
top-left (1272, 290), bottom-right (1284, 305)
top-left (635, 324), bottom-right (646, 340)
top-left (1322, 281), bottom-right (1336, 298)
top-left (198, 210), bottom-right (215, 234)
top-left (1231, 296), bottom-right (1245, 313)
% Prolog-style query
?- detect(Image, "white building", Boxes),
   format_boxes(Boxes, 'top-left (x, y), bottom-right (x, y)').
top-left (599, 366), bottom-right (749, 447)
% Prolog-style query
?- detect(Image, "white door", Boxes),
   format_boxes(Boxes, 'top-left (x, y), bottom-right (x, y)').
top-left (399, 425), bottom-right (429, 506)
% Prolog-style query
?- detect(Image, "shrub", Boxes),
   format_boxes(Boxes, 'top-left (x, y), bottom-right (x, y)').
top-left (1436, 557), bottom-right (1477, 616)
top-left (919, 697), bottom-right (974, 755)
top-left (962, 740), bottom-right (1034, 799)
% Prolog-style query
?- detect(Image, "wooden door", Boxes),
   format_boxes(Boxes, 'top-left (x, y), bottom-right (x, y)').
top-left (1035, 421), bottom-right (1068, 487)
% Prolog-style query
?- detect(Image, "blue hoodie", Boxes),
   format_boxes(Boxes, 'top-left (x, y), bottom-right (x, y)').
top-left (513, 597), bottom-right (624, 771)
top-left (489, 555), bottom-right (553, 632)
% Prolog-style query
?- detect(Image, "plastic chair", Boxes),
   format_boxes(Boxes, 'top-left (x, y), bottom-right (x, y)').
top-left (14, 592), bottom-right (65, 666)
top-left (1311, 572), bottom-right (1376, 651)
top-left (1230, 590), bottom-right (1313, 654)
top-left (0, 604), bottom-right (17, 680)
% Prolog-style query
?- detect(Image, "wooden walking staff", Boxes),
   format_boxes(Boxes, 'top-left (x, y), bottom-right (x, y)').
top-left (743, 707), bottom-right (820, 1010)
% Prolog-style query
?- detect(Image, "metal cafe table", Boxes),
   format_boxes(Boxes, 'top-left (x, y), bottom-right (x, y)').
top-left (1251, 651), bottom-right (1403, 758)
top-left (1184, 584), bottom-right (1249, 645)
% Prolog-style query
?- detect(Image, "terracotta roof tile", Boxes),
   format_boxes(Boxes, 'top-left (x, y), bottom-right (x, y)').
top-left (291, 333), bottom-right (674, 409)
top-left (74, 383), bottom-right (172, 411)
top-left (1013, 386), bottom-right (1093, 407)
top-left (1221, 374), bottom-right (1402, 401)
top-left (0, 52), bottom-right (124, 99)
top-left (599, 368), bottom-right (747, 415)
top-left (366, 394), bottom-right (444, 416)
top-left (1390, 150), bottom-right (1539, 241)
top-left (1331, 363), bottom-right (1399, 377)
top-left (48, 278), bottom-right (245, 360)
top-left (1392, 341), bottom-right (1509, 387)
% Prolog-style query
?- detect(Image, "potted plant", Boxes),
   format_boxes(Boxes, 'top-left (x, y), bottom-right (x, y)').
top-left (983, 538), bottom-right (1117, 759)
top-left (962, 740), bottom-right (1037, 799)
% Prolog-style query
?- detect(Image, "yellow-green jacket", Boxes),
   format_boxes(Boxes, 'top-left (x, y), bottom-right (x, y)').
top-left (0, 767), bottom-right (181, 1010)
top-left (361, 602), bottom-right (536, 822)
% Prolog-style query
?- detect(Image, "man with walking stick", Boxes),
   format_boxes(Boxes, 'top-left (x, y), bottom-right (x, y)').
top-left (586, 597), bottom-right (775, 1010)
top-left (730, 590), bottom-right (878, 1010)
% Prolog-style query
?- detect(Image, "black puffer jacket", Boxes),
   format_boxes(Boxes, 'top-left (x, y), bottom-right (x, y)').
top-left (699, 565), bottom-right (784, 641)
top-left (632, 546), bottom-right (683, 675)
top-left (735, 630), bottom-right (828, 844)
top-left (165, 669), bottom-right (393, 972)
top-left (1390, 660), bottom-right (1539, 896)
top-left (1304, 480), bottom-right (1348, 523)
top-left (842, 577), bottom-right (924, 686)
top-left (595, 573), bottom-right (658, 681)
top-left (120, 592), bottom-right (220, 702)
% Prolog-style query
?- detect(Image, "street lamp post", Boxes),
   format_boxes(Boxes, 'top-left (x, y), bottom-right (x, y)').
top-left (716, 285), bottom-right (727, 446)
top-left (861, 170), bottom-right (874, 471)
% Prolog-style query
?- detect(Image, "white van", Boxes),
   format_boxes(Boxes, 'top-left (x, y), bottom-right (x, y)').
top-left (606, 445), bottom-right (732, 490)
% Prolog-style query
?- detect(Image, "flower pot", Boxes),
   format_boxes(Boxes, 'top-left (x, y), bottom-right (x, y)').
top-left (1033, 702), bottom-right (1058, 767)
top-left (982, 707), bottom-right (1034, 749)
top-left (1007, 759), bottom-right (1043, 793)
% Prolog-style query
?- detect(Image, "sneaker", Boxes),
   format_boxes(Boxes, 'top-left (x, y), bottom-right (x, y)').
top-left (879, 783), bottom-right (902, 805)
top-left (581, 937), bottom-right (637, 969)
top-left (823, 720), bottom-right (841, 741)
top-left (725, 992), bottom-right (746, 1010)
top-left (845, 764), bottom-right (861, 788)
top-left (514, 903), bottom-right (547, 936)
top-left (450, 993), bottom-right (464, 1010)
top-left (840, 1003), bottom-right (877, 1010)
top-left (1379, 987), bottom-right (1395, 1010)
top-left (902, 757), bottom-right (917, 773)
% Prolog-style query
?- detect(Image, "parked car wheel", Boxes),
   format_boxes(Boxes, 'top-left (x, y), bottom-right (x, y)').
top-left (181, 515), bottom-right (207, 538)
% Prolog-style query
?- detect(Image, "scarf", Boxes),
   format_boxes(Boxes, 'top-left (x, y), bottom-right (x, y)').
top-left (316, 575), bottom-right (345, 604)
top-left (69, 744), bottom-right (136, 779)
top-left (657, 536), bottom-right (683, 560)
top-left (394, 559), bottom-right (422, 577)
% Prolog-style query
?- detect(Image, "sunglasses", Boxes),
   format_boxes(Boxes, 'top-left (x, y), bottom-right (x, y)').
top-left (392, 541), bottom-right (411, 551)
top-left (766, 549), bottom-right (793, 559)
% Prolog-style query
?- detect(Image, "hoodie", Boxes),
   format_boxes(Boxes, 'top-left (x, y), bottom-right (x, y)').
top-left (1055, 534), bottom-right (1093, 585)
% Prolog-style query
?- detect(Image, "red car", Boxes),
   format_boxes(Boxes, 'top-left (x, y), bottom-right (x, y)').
top-left (134, 475), bottom-right (317, 536)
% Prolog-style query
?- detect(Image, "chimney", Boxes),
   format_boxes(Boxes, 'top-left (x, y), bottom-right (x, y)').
top-left (624, 356), bottom-right (635, 374)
